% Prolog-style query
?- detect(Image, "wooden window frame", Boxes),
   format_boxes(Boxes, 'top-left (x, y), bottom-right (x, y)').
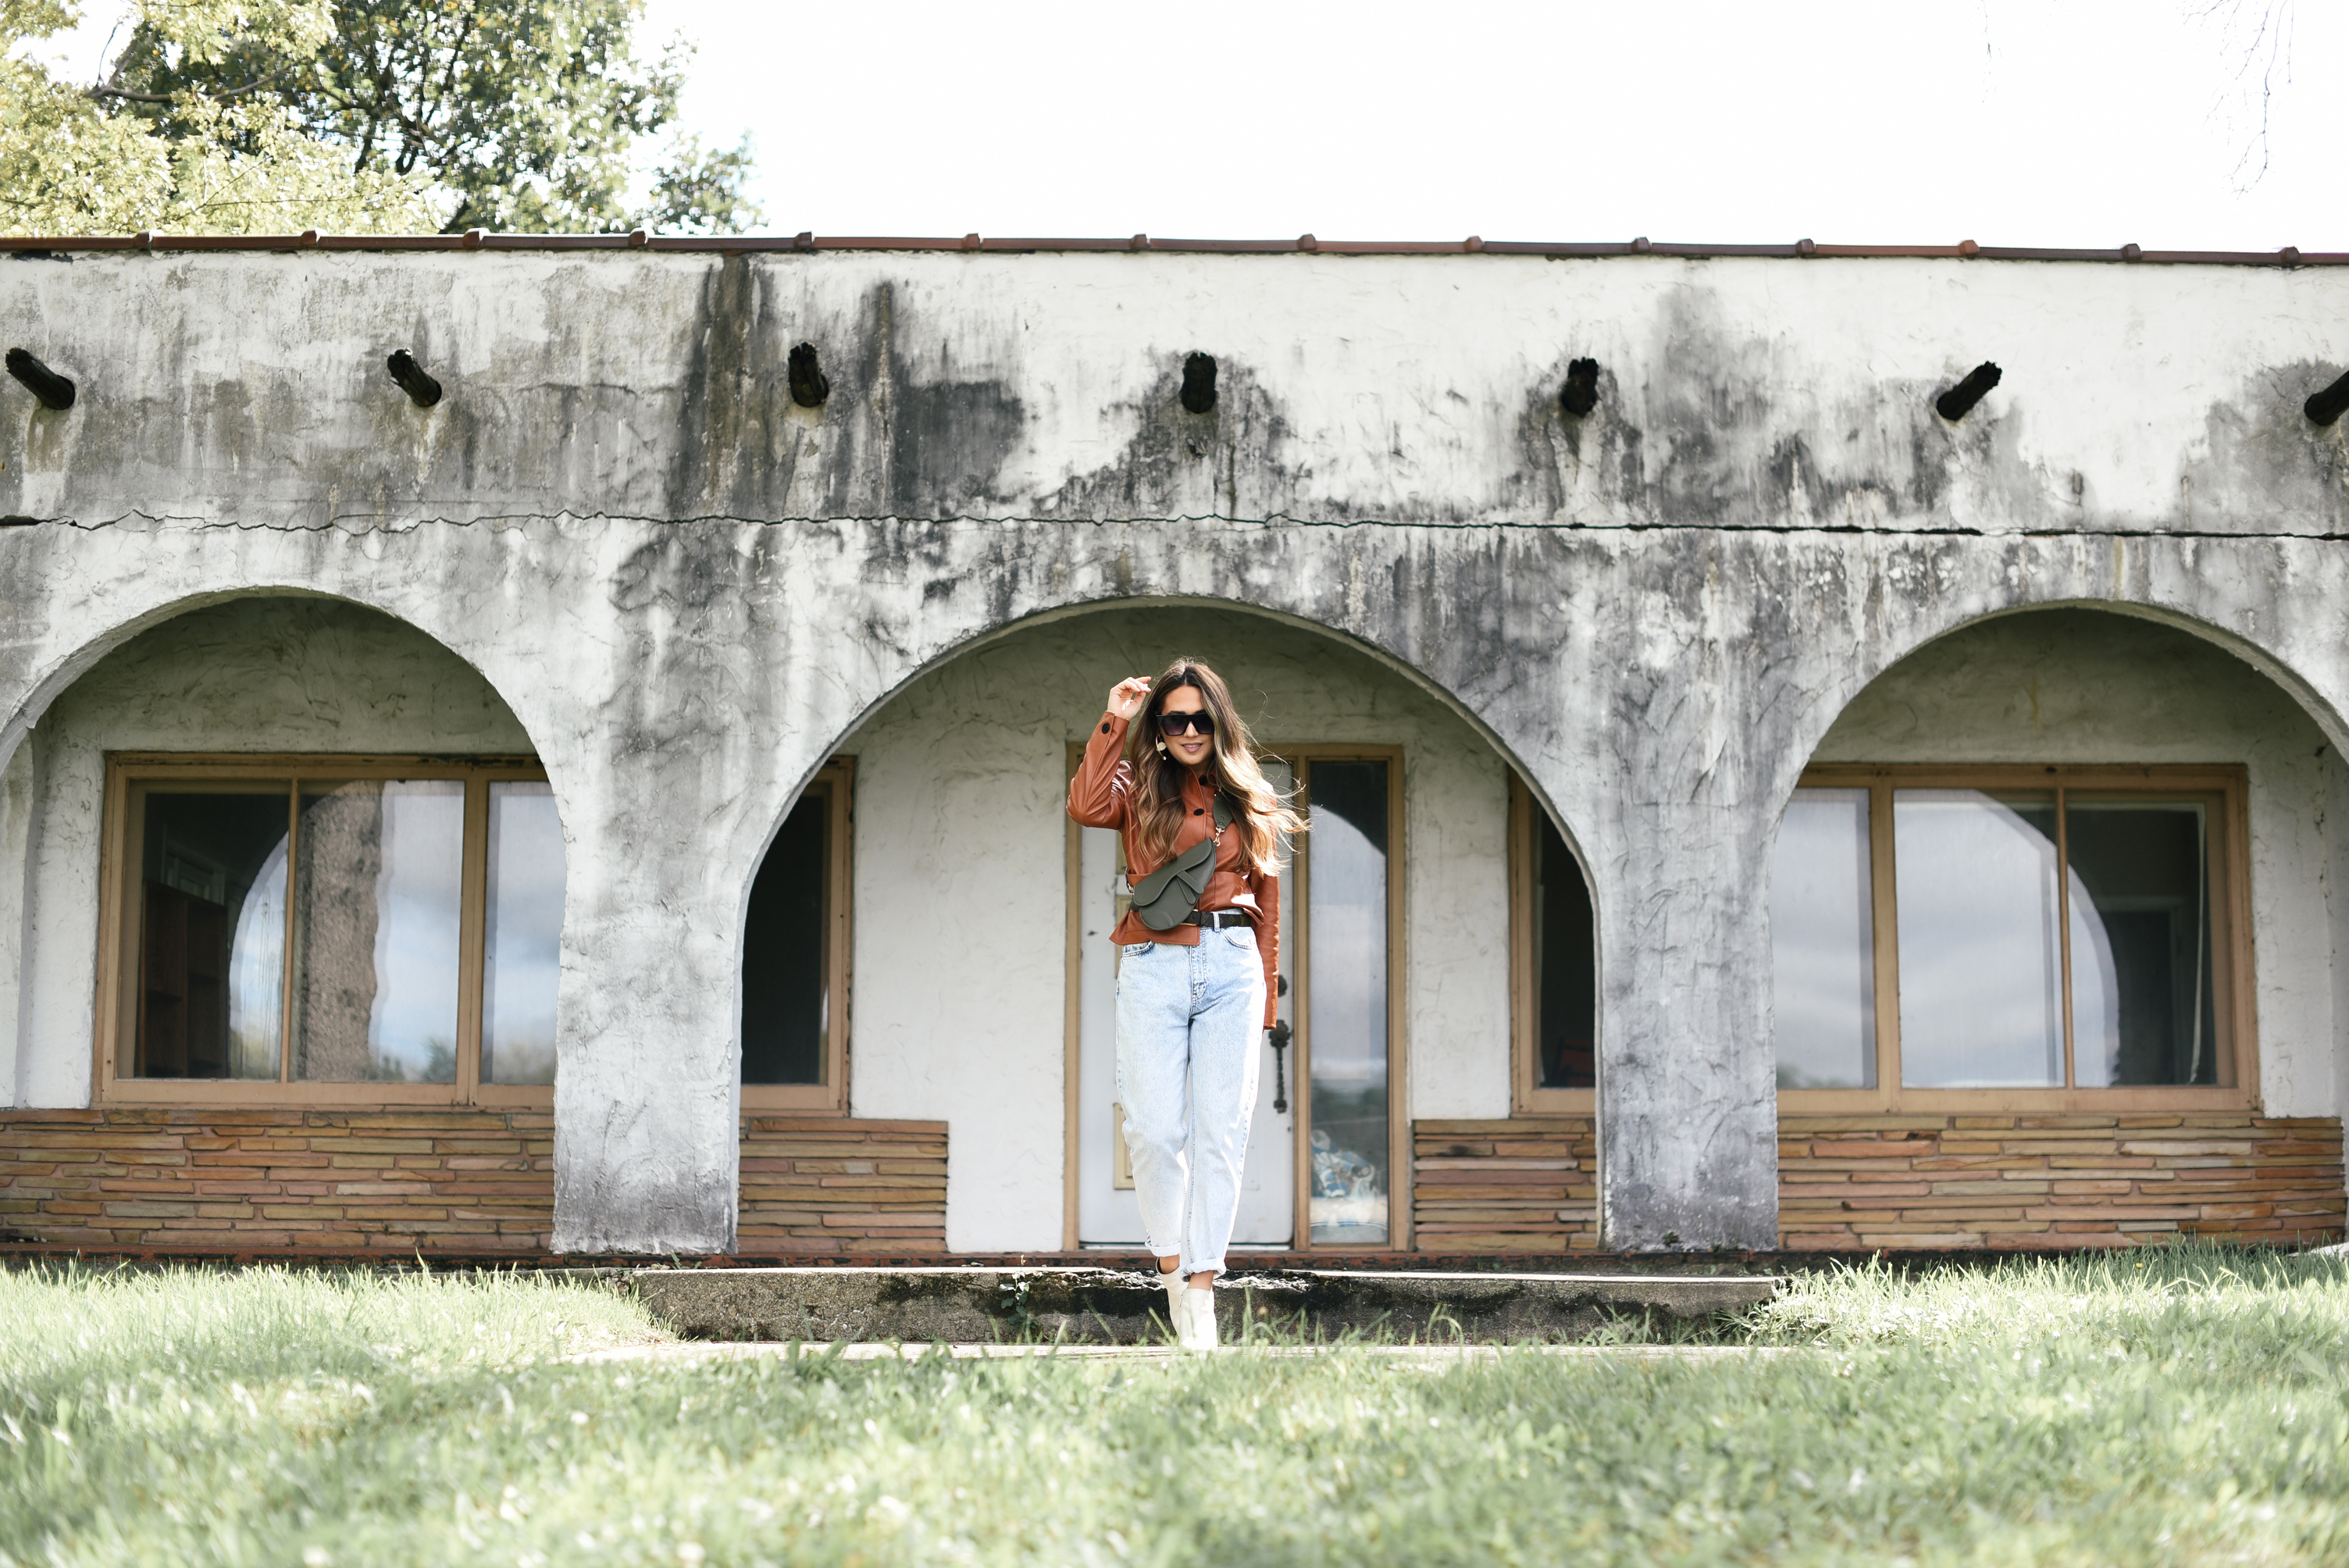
top-left (94, 753), bottom-right (553, 1109)
top-left (1510, 773), bottom-right (1599, 1114)
top-left (740, 757), bottom-right (855, 1113)
top-left (1060, 743), bottom-right (1410, 1252)
top-left (1781, 763), bottom-right (2258, 1114)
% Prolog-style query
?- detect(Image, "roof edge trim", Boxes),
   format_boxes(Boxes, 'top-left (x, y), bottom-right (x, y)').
top-left (0, 234), bottom-right (2337, 266)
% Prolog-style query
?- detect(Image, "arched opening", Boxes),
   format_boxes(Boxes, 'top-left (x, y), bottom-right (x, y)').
top-left (739, 760), bottom-right (851, 1103)
top-left (1768, 606), bottom-right (2345, 1250)
top-left (1517, 782), bottom-right (1599, 1096)
top-left (735, 600), bottom-right (1601, 1256)
top-left (3, 593), bottom-right (563, 1119)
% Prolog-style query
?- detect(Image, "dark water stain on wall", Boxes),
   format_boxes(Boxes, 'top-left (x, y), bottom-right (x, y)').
top-left (773, 280), bottom-right (1028, 520)
top-left (1508, 288), bottom-right (2012, 531)
top-left (2180, 362), bottom-right (2349, 534)
top-left (1510, 350), bottom-right (1644, 521)
top-left (669, 256), bottom-right (764, 515)
top-left (605, 526), bottom-right (768, 775)
top-left (1039, 355), bottom-right (1297, 520)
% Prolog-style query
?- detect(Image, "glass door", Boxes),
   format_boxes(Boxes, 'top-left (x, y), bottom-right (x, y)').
top-left (1070, 750), bottom-right (1399, 1251)
top-left (1296, 757), bottom-right (1397, 1245)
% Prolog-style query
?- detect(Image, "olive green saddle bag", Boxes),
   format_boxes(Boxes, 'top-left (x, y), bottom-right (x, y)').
top-left (1127, 792), bottom-right (1235, 931)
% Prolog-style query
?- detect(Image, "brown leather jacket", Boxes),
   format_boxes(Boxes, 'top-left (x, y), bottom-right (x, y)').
top-left (1067, 711), bottom-right (1281, 1028)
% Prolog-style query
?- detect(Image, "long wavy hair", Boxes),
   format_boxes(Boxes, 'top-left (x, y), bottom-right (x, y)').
top-left (1125, 657), bottom-right (1304, 875)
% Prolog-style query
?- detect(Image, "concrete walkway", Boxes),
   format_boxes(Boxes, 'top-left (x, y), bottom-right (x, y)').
top-left (585, 1266), bottom-right (1784, 1345)
top-left (565, 1340), bottom-right (1798, 1366)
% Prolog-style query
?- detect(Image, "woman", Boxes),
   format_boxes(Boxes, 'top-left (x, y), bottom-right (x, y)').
top-left (1068, 658), bottom-right (1300, 1350)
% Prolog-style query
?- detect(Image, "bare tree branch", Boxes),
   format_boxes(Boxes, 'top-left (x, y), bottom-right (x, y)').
top-left (2189, 0), bottom-right (2296, 191)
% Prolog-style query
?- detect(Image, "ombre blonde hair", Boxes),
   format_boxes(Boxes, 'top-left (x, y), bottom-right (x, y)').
top-left (1125, 657), bottom-right (1304, 875)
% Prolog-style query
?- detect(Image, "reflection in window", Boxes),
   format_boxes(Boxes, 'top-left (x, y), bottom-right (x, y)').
top-left (1306, 761), bottom-right (1389, 1245)
top-left (136, 788), bottom-right (291, 1079)
top-left (119, 764), bottom-right (560, 1096)
top-left (1530, 806), bottom-right (1597, 1089)
top-left (293, 781), bottom-right (465, 1084)
top-left (1774, 773), bottom-right (2236, 1097)
top-left (1894, 790), bottom-right (2064, 1088)
top-left (742, 786), bottom-right (831, 1085)
top-left (484, 782), bottom-right (565, 1085)
top-left (2067, 800), bottom-right (2215, 1087)
top-left (1771, 789), bottom-right (1877, 1089)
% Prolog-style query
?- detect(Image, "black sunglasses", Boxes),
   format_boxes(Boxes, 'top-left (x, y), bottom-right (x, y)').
top-left (1156, 709), bottom-right (1217, 736)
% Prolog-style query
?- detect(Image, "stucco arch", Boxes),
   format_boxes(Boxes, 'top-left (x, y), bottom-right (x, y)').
top-left (1751, 590), bottom-right (2349, 1130)
top-left (732, 587), bottom-right (1600, 946)
top-left (1766, 592), bottom-right (2349, 837)
top-left (0, 585), bottom-right (562, 1111)
top-left (0, 577), bottom-right (566, 806)
top-left (750, 589), bottom-right (1576, 1251)
top-left (1739, 530), bottom-right (2349, 844)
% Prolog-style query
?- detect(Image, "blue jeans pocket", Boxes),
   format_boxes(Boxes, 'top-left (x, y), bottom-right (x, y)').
top-left (1121, 942), bottom-right (1155, 957)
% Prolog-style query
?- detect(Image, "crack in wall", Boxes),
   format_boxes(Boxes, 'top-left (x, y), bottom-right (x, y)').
top-left (20, 511), bottom-right (2349, 543)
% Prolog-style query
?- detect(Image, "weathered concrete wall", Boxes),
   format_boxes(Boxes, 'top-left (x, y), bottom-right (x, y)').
top-left (840, 604), bottom-right (1512, 1252)
top-left (1810, 608), bottom-right (2337, 1117)
top-left (2, 249), bottom-right (2345, 1252)
top-left (1, 597), bottom-right (533, 1107)
top-left (4, 250), bottom-right (2343, 536)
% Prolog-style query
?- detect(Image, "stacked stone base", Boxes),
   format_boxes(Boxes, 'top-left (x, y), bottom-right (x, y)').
top-left (1409, 1113), bottom-right (2345, 1253)
top-left (1411, 1117), bottom-right (1601, 1251)
top-left (6, 1109), bottom-right (2336, 1256)
top-left (1777, 1114), bottom-right (2345, 1250)
top-left (0, 1110), bottom-right (948, 1254)
top-left (737, 1117), bottom-right (947, 1253)
top-left (0, 1108), bottom-right (554, 1251)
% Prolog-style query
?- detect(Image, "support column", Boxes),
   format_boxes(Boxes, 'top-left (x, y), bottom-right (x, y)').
top-left (1593, 797), bottom-right (1780, 1250)
top-left (550, 834), bottom-right (743, 1253)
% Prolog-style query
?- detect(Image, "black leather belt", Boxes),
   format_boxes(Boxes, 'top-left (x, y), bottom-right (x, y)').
top-left (1184, 908), bottom-right (1252, 929)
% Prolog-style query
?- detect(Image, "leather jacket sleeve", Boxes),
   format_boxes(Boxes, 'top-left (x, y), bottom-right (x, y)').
top-left (1067, 711), bottom-right (1132, 829)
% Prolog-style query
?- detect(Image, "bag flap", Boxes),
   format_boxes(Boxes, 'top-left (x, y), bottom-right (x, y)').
top-left (1128, 835), bottom-right (1217, 929)
top-left (1125, 793), bottom-right (1235, 932)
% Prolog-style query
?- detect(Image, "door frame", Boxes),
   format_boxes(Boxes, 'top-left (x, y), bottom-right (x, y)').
top-left (1061, 743), bottom-right (1409, 1252)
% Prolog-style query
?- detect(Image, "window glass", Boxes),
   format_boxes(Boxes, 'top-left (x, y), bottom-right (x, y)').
top-left (1531, 807), bottom-right (1597, 1089)
top-left (1306, 761), bottom-right (1389, 1245)
top-left (1772, 788), bottom-right (1876, 1089)
top-left (2066, 800), bottom-right (2218, 1087)
top-left (1894, 789), bottom-right (2064, 1089)
top-left (741, 788), bottom-right (829, 1085)
top-left (134, 787), bottom-right (290, 1079)
top-left (292, 780), bottom-right (465, 1084)
top-left (483, 781), bottom-right (565, 1086)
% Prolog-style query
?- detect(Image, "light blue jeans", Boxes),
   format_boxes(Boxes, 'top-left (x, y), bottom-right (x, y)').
top-left (1115, 927), bottom-right (1266, 1277)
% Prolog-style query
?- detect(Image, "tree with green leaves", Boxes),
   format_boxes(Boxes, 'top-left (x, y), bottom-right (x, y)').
top-left (103, 0), bottom-right (761, 233)
top-left (1, 0), bottom-right (760, 237)
top-left (2, 0), bottom-right (433, 234)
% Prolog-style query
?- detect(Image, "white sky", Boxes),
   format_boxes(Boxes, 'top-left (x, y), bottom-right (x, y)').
top-left (34, 1), bottom-right (2339, 248)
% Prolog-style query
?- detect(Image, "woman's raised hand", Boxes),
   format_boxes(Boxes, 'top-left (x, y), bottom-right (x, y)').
top-left (1107, 676), bottom-right (1153, 721)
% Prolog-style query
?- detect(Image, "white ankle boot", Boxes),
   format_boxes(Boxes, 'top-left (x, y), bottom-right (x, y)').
top-left (1179, 1285), bottom-right (1217, 1351)
top-left (1158, 1268), bottom-right (1185, 1341)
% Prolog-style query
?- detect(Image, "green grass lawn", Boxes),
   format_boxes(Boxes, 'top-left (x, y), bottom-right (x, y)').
top-left (3, 1250), bottom-right (2347, 1566)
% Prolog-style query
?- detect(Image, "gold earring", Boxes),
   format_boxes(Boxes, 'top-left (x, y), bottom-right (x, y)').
top-left (1155, 738), bottom-right (1168, 755)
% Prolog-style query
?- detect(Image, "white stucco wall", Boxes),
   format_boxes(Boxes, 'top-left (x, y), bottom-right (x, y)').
top-left (2, 595), bottom-right (532, 1107)
top-left (3, 248), bottom-right (2345, 1249)
top-left (840, 605), bottom-right (1514, 1252)
top-left (1809, 607), bottom-right (2337, 1117)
